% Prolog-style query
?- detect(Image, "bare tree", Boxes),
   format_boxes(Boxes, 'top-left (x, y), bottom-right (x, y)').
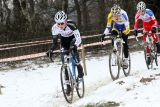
top-left (2, 0), bottom-right (11, 26)
top-left (62, 0), bottom-right (68, 12)
top-left (74, 0), bottom-right (81, 28)
top-left (98, 0), bottom-right (105, 30)
top-left (81, 0), bottom-right (89, 31)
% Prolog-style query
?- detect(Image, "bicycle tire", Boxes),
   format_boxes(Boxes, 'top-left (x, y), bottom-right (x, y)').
top-left (76, 76), bottom-right (85, 98)
top-left (153, 43), bottom-right (158, 66)
top-left (122, 52), bottom-right (131, 76)
top-left (109, 51), bottom-right (120, 80)
top-left (144, 48), bottom-right (153, 69)
top-left (60, 66), bottom-right (73, 103)
top-left (72, 65), bottom-right (85, 98)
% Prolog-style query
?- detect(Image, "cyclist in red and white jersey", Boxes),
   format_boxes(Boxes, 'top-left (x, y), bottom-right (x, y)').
top-left (134, 1), bottom-right (160, 64)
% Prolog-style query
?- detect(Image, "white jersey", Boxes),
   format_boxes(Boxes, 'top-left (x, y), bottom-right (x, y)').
top-left (51, 21), bottom-right (81, 47)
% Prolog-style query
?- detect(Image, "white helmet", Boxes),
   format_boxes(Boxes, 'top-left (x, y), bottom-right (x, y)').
top-left (54, 11), bottom-right (67, 23)
top-left (137, 1), bottom-right (146, 11)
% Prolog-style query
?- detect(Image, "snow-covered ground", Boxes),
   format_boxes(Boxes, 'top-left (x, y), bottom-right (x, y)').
top-left (0, 51), bottom-right (160, 107)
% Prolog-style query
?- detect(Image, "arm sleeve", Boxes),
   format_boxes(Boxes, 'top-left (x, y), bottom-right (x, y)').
top-left (50, 35), bottom-right (58, 50)
top-left (134, 12), bottom-right (140, 30)
top-left (107, 12), bottom-right (113, 28)
top-left (67, 21), bottom-right (82, 47)
top-left (122, 12), bottom-right (130, 35)
top-left (147, 10), bottom-right (158, 26)
top-left (73, 29), bottom-right (81, 47)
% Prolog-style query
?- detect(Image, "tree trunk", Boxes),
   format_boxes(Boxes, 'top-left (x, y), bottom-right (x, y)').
top-left (62, 0), bottom-right (68, 13)
top-left (13, 0), bottom-right (27, 32)
top-left (0, 0), bottom-right (2, 23)
top-left (98, 0), bottom-right (105, 31)
top-left (81, 0), bottom-right (88, 31)
top-left (74, 0), bottom-right (81, 29)
top-left (2, 0), bottom-right (11, 27)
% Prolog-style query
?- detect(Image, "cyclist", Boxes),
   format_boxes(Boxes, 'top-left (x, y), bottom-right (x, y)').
top-left (46, 11), bottom-right (84, 95)
top-left (134, 1), bottom-right (160, 65)
top-left (101, 4), bottom-right (130, 69)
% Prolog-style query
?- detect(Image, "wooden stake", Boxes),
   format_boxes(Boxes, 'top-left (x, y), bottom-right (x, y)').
top-left (0, 84), bottom-right (2, 95)
top-left (81, 45), bottom-right (87, 76)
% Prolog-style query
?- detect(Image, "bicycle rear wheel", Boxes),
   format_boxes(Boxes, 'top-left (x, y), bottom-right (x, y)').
top-left (109, 51), bottom-right (120, 80)
top-left (122, 52), bottom-right (131, 76)
top-left (60, 66), bottom-right (73, 103)
top-left (153, 44), bottom-right (158, 66)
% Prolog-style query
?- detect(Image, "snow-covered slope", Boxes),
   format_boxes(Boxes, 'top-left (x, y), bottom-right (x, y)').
top-left (0, 51), bottom-right (160, 107)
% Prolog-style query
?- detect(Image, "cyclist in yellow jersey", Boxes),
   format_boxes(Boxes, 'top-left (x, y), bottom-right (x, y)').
top-left (101, 4), bottom-right (130, 69)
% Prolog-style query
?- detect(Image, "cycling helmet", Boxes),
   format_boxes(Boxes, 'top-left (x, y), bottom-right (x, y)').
top-left (111, 4), bottom-right (121, 15)
top-left (137, 1), bottom-right (146, 11)
top-left (54, 11), bottom-right (67, 23)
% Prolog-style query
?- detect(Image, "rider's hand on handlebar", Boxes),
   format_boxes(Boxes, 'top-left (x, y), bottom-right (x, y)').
top-left (70, 44), bottom-right (77, 50)
top-left (100, 34), bottom-right (105, 42)
top-left (134, 30), bottom-right (138, 37)
top-left (152, 27), bottom-right (157, 33)
top-left (46, 49), bottom-right (53, 58)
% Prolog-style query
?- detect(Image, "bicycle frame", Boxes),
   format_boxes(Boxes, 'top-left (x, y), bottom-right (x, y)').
top-left (113, 36), bottom-right (125, 65)
top-left (63, 50), bottom-right (78, 81)
top-left (145, 33), bottom-right (154, 48)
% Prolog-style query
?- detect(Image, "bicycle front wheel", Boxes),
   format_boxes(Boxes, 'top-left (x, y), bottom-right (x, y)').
top-left (76, 77), bottom-right (85, 98)
top-left (60, 66), bottom-right (73, 103)
top-left (144, 48), bottom-right (153, 69)
top-left (109, 51), bottom-right (120, 80)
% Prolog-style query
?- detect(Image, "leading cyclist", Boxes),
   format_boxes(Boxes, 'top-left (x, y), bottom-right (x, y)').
top-left (46, 11), bottom-right (84, 95)
top-left (134, 1), bottom-right (160, 65)
top-left (101, 4), bottom-right (130, 69)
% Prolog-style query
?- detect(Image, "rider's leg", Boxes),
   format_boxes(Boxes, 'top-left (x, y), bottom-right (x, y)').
top-left (73, 46), bottom-right (84, 78)
top-left (121, 33), bottom-right (129, 69)
top-left (121, 33), bottom-right (129, 58)
top-left (143, 34), bottom-right (151, 64)
top-left (121, 25), bottom-right (130, 69)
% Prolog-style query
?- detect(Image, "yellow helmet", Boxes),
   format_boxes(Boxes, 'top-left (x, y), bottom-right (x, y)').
top-left (111, 4), bottom-right (121, 15)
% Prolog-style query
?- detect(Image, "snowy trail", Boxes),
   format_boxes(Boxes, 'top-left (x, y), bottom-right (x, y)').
top-left (0, 51), bottom-right (159, 107)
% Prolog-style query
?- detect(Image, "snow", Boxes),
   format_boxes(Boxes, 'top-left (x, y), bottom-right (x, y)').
top-left (0, 51), bottom-right (160, 107)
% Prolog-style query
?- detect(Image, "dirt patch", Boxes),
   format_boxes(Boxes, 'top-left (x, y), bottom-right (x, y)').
top-left (85, 101), bottom-right (120, 107)
top-left (155, 73), bottom-right (160, 77)
top-left (140, 77), bottom-right (155, 85)
top-left (126, 88), bottom-right (132, 91)
top-left (116, 81), bottom-right (125, 85)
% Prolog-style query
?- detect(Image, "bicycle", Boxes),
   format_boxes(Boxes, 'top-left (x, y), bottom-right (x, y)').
top-left (136, 32), bottom-right (158, 69)
top-left (108, 32), bottom-right (131, 80)
top-left (60, 49), bottom-right (85, 103)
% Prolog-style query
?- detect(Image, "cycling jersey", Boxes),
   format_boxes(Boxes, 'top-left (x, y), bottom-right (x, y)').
top-left (107, 9), bottom-right (129, 27)
top-left (134, 9), bottom-right (158, 31)
top-left (51, 20), bottom-right (81, 48)
top-left (104, 9), bottom-right (130, 35)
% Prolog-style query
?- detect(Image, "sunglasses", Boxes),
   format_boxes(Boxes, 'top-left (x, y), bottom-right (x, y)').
top-left (57, 23), bottom-right (65, 25)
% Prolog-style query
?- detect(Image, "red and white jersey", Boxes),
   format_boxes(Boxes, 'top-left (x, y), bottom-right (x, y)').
top-left (134, 9), bottom-right (158, 30)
